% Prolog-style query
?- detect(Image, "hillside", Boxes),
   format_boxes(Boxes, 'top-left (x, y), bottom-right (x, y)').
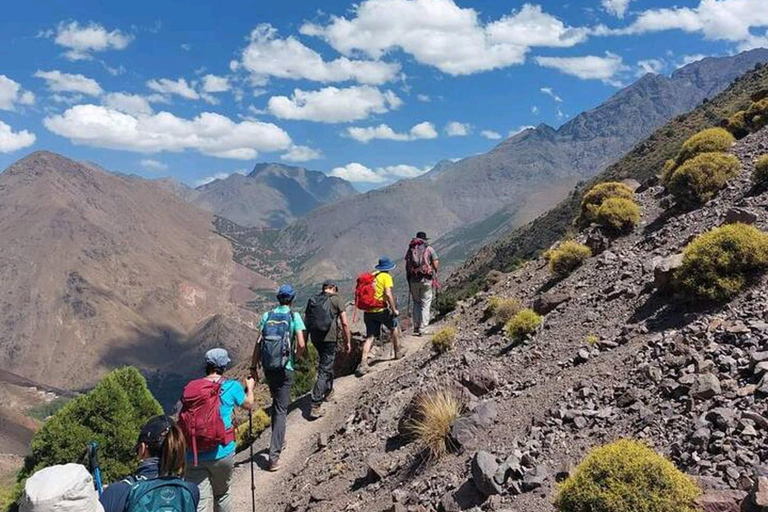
top-left (193, 162), bottom-right (358, 228)
top-left (448, 59), bottom-right (768, 303)
top-left (0, 151), bottom-right (260, 392)
top-left (276, 49), bottom-right (768, 283)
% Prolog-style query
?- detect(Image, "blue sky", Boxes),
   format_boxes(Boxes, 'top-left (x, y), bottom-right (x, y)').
top-left (0, 0), bottom-right (766, 190)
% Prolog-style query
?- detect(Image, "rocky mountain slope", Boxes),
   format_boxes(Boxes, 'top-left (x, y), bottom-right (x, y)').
top-left (245, 125), bottom-right (768, 512)
top-left (276, 49), bottom-right (768, 283)
top-left (0, 152), bottom-right (260, 392)
top-left (448, 58), bottom-right (768, 303)
top-left (193, 162), bottom-right (358, 228)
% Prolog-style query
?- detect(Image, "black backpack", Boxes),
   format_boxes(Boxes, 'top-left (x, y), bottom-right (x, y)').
top-left (305, 293), bottom-right (333, 333)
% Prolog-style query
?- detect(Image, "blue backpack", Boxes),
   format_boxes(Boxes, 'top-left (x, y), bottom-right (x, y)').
top-left (261, 311), bottom-right (293, 371)
top-left (125, 477), bottom-right (197, 512)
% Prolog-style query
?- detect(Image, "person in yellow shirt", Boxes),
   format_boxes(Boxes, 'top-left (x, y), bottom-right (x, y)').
top-left (357, 257), bottom-right (403, 376)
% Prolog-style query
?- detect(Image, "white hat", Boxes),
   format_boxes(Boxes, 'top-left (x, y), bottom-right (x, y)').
top-left (20, 464), bottom-right (104, 512)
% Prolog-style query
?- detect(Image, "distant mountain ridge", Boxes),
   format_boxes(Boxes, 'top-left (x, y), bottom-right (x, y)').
top-left (192, 162), bottom-right (358, 228)
top-left (276, 49), bottom-right (768, 283)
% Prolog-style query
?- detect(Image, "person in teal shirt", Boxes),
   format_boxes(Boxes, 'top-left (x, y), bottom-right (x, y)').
top-left (250, 284), bottom-right (306, 472)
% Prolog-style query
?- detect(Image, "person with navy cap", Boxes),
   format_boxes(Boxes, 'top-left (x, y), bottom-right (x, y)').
top-left (250, 284), bottom-right (306, 472)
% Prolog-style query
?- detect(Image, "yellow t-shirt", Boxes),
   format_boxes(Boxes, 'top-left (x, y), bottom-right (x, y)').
top-left (369, 271), bottom-right (393, 313)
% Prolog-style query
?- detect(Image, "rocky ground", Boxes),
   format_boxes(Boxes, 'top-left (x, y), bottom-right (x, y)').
top-left (231, 127), bottom-right (768, 512)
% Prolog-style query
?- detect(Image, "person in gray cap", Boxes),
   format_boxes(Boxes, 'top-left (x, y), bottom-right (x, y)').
top-left (182, 348), bottom-right (254, 512)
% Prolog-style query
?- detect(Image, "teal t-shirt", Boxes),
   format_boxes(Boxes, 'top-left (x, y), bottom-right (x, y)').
top-left (259, 306), bottom-right (305, 371)
top-left (190, 379), bottom-right (245, 462)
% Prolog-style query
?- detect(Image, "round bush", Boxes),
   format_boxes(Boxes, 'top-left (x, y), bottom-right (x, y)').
top-left (431, 327), bottom-right (456, 354)
top-left (555, 439), bottom-right (699, 512)
top-left (746, 98), bottom-right (768, 131)
top-left (726, 110), bottom-right (750, 139)
top-left (676, 223), bottom-right (768, 301)
top-left (753, 154), bottom-right (768, 189)
top-left (667, 152), bottom-right (741, 206)
top-left (549, 241), bottom-right (592, 277)
top-left (505, 309), bottom-right (542, 341)
top-left (595, 197), bottom-right (641, 233)
top-left (578, 182), bottom-right (634, 226)
top-left (487, 296), bottom-right (522, 324)
top-left (675, 127), bottom-right (735, 165)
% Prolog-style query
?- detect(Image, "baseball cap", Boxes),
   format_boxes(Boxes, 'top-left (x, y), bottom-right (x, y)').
top-left (137, 415), bottom-right (173, 450)
top-left (205, 348), bottom-right (231, 369)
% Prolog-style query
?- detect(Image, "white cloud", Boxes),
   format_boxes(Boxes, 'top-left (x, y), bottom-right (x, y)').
top-left (103, 93), bottom-right (154, 116)
top-left (637, 58), bottom-right (666, 76)
top-left (602, 0), bottom-right (632, 18)
top-left (535, 52), bottom-right (628, 84)
top-left (531, 105), bottom-right (540, 115)
top-left (195, 170), bottom-right (247, 187)
top-left (678, 54), bottom-right (710, 67)
top-left (329, 162), bottom-right (430, 183)
top-left (48, 21), bottom-right (133, 61)
top-left (510, 125), bottom-right (536, 137)
top-left (540, 87), bottom-right (563, 102)
top-left (380, 164), bottom-right (431, 178)
top-left (301, 1), bottom-right (588, 75)
top-left (43, 105), bottom-right (292, 160)
top-left (481, 130), bottom-right (502, 140)
top-left (417, 94), bottom-right (431, 102)
top-left (0, 75), bottom-right (35, 111)
top-left (267, 85), bottom-right (402, 123)
top-left (445, 121), bottom-right (471, 137)
top-left (281, 145), bottom-right (323, 162)
top-left (238, 24), bottom-right (400, 86)
top-left (0, 120), bottom-right (36, 153)
top-left (202, 74), bottom-right (231, 93)
top-left (346, 121), bottom-right (437, 143)
top-left (35, 70), bottom-right (103, 96)
top-left (147, 78), bottom-right (199, 100)
top-left (139, 158), bottom-right (168, 171)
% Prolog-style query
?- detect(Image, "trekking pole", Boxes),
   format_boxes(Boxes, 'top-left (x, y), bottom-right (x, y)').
top-left (86, 441), bottom-right (103, 496)
top-left (248, 413), bottom-right (256, 512)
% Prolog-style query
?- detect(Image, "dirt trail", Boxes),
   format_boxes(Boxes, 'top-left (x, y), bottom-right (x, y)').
top-left (230, 334), bottom-right (429, 509)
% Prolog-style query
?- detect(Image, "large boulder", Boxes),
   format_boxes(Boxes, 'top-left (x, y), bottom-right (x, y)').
top-left (533, 291), bottom-right (572, 315)
top-left (652, 253), bottom-right (684, 292)
top-left (471, 451), bottom-right (503, 497)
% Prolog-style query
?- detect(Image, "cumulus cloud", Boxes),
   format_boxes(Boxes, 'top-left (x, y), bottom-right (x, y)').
top-left (637, 58), bottom-right (666, 76)
top-left (43, 105), bottom-right (292, 160)
top-left (346, 121), bottom-right (438, 143)
top-left (0, 75), bottom-right (35, 111)
top-left (481, 130), bottom-right (502, 140)
top-left (0, 120), bottom-right (36, 153)
top-left (35, 70), bottom-right (103, 96)
top-left (678, 54), bottom-right (710, 67)
top-left (535, 52), bottom-right (628, 84)
top-left (329, 162), bottom-right (430, 183)
top-left (147, 78), bottom-right (200, 100)
top-left (103, 93), bottom-right (154, 116)
top-left (280, 145), bottom-right (323, 162)
top-left (267, 85), bottom-right (402, 123)
top-left (417, 94), bottom-right (431, 102)
top-left (602, 0), bottom-right (632, 18)
top-left (300, 1), bottom-right (588, 75)
top-left (46, 21), bottom-right (133, 61)
top-left (237, 24), bottom-right (400, 85)
top-left (445, 121), bottom-right (471, 137)
top-left (195, 170), bottom-right (247, 187)
top-left (201, 74), bottom-right (231, 93)
top-left (139, 158), bottom-right (168, 171)
top-left (540, 87), bottom-right (563, 102)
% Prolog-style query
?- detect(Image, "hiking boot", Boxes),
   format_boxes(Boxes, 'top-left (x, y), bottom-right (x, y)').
top-left (268, 459), bottom-right (281, 472)
top-left (413, 329), bottom-right (422, 337)
top-left (356, 362), bottom-right (371, 377)
top-left (309, 404), bottom-right (325, 419)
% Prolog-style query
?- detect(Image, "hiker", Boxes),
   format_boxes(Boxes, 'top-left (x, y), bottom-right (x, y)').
top-left (181, 348), bottom-right (255, 512)
top-left (250, 284), bottom-right (306, 472)
top-left (405, 231), bottom-right (440, 336)
top-left (20, 463), bottom-right (104, 512)
top-left (355, 256), bottom-right (403, 377)
top-left (305, 281), bottom-right (352, 419)
top-left (100, 415), bottom-right (199, 512)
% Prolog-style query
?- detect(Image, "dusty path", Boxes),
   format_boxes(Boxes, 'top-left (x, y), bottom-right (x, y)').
top-left (230, 333), bottom-right (429, 509)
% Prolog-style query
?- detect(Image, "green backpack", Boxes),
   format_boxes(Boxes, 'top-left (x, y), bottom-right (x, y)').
top-left (125, 477), bottom-right (197, 512)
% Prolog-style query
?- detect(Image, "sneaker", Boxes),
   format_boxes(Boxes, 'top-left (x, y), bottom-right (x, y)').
top-left (356, 363), bottom-right (371, 377)
top-left (268, 459), bottom-right (281, 472)
top-left (413, 329), bottom-right (422, 337)
top-left (309, 405), bottom-right (325, 419)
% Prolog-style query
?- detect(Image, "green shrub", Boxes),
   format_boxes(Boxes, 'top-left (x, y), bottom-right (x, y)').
top-left (667, 152), bottom-right (741, 206)
top-left (505, 309), bottom-right (542, 341)
top-left (584, 334), bottom-right (599, 347)
top-left (660, 159), bottom-right (677, 186)
top-left (487, 296), bottom-right (522, 324)
top-left (754, 155), bottom-right (768, 189)
top-left (746, 98), bottom-right (768, 131)
top-left (0, 481), bottom-right (22, 512)
top-left (676, 223), bottom-right (768, 301)
top-left (235, 408), bottom-right (271, 452)
top-left (27, 397), bottom-right (70, 421)
top-left (549, 241), bottom-right (592, 277)
top-left (291, 342), bottom-right (319, 400)
top-left (20, 367), bottom-right (163, 483)
top-left (595, 197), bottom-right (641, 233)
top-left (578, 182), bottom-right (634, 226)
top-left (726, 110), bottom-right (750, 139)
top-left (431, 327), bottom-right (456, 354)
top-left (675, 127), bottom-right (735, 165)
top-left (555, 439), bottom-right (699, 512)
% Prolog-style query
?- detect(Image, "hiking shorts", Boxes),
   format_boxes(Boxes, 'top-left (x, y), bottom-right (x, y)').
top-left (363, 311), bottom-right (398, 338)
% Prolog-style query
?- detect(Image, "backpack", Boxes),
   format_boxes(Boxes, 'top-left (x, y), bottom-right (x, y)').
top-left (355, 272), bottom-right (385, 312)
top-left (260, 311), bottom-right (293, 371)
top-left (305, 293), bottom-right (333, 333)
top-left (405, 239), bottom-right (433, 281)
top-left (178, 378), bottom-right (234, 466)
top-left (125, 477), bottom-right (197, 512)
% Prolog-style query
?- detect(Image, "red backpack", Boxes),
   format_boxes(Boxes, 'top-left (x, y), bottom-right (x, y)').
top-left (355, 272), bottom-right (386, 312)
top-left (178, 378), bottom-right (234, 466)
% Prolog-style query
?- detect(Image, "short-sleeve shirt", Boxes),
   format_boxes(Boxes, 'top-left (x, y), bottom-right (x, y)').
top-left (369, 271), bottom-right (394, 313)
top-left (190, 379), bottom-right (245, 462)
top-left (259, 306), bottom-right (306, 371)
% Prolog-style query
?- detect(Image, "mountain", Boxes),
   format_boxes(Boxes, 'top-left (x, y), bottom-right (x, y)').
top-left (447, 57), bottom-right (768, 303)
top-left (0, 151), bottom-right (261, 392)
top-left (192, 162), bottom-right (358, 228)
top-left (275, 49), bottom-right (768, 283)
